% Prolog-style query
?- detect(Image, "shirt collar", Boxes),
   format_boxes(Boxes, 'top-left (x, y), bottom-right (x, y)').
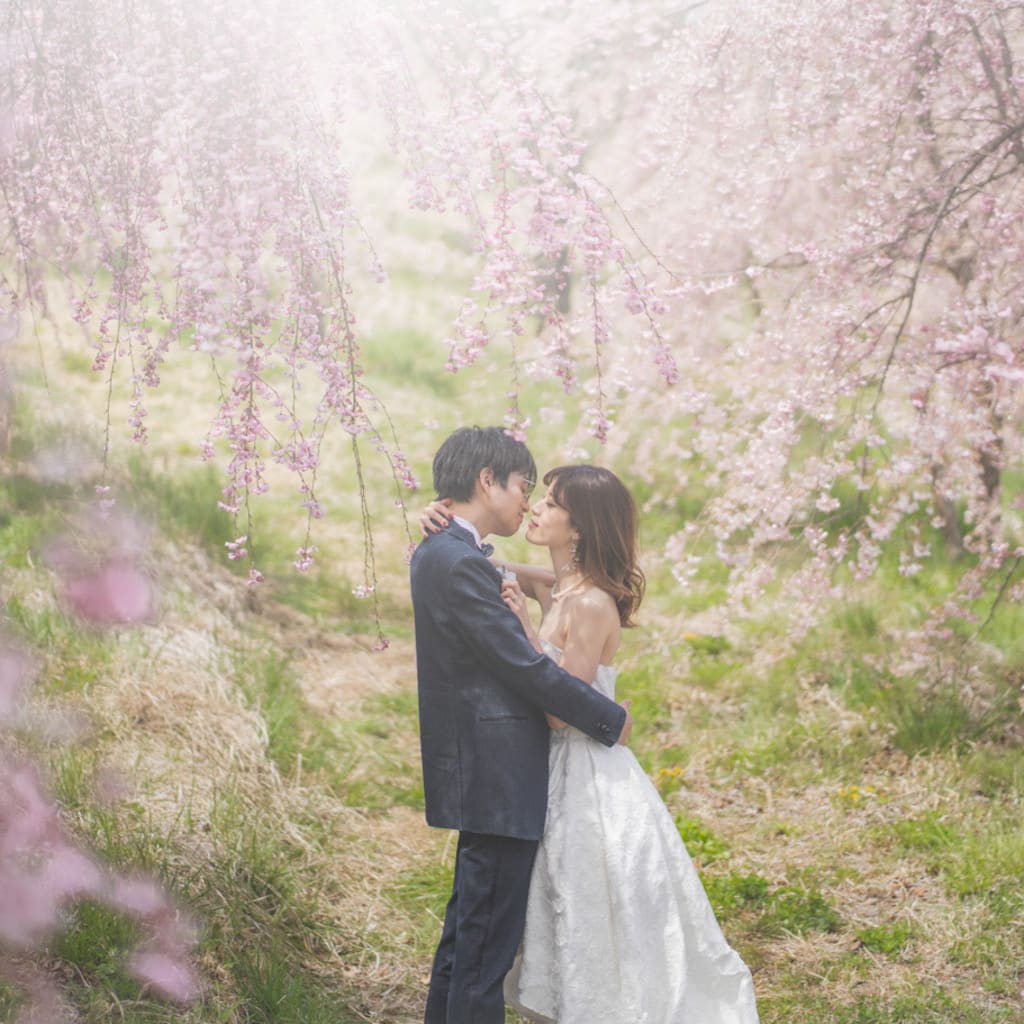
top-left (451, 515), bottom-right (484, 550)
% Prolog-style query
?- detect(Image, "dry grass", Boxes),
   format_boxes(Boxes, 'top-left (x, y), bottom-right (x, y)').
top-left (98, 544), bottom-right (441, 1022)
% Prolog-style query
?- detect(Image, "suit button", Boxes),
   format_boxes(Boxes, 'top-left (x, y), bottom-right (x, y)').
top-left (599, 724), bottom-right (609, 733)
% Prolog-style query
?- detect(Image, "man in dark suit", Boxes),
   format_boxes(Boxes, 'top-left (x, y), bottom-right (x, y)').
top-left (410, 426), bottom-right (633, 1024)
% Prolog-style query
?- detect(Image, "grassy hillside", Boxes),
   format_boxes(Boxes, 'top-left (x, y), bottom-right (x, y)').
top-left (2, 332), bottom-right (1024, 1022)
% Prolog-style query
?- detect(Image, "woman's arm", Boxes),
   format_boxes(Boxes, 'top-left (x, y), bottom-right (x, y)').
top-left (500, 579), bottom-right (542, 651)
top-left (550, 594), bottom-right (620, 730)
top-left (419, 498), bottom-right (453, 537)
top-left (501, 578), bottom-right (566, 729)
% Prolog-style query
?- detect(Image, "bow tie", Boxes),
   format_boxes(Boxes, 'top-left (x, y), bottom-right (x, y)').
top-left (480, 542), bottom-right (494, 557)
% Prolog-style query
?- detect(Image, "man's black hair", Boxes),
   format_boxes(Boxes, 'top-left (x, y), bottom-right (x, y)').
top-left (432, 426), bottom-right (537, 502)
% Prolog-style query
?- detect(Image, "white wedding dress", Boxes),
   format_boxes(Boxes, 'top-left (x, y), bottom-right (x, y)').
top-left (505, 645), bottom-right (759, 1024)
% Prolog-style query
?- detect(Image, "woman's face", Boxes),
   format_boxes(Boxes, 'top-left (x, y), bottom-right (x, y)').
top-left (525, 484), bottom-right (576, 550)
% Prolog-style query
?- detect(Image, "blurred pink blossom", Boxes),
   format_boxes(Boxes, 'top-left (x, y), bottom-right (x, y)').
top-left (39, 846), bottom-right (103, 902)
top-left (110, 876), bottom-right (168, 918)
top-left (64, 562), bottom-right (155, 626)
top-left (129, 951), bottom-right (201, 1004)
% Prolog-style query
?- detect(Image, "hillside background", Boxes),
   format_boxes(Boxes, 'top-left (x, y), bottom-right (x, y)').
top-left (1, 321), bottom-right (1023, 1023)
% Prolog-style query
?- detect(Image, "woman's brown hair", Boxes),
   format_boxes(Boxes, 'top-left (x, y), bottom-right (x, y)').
top-left (544, 465), bottom-right (645, 627)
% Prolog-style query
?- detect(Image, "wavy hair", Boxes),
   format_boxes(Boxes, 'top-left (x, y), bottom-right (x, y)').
top-left (544, 465), bottom-right (645, 627)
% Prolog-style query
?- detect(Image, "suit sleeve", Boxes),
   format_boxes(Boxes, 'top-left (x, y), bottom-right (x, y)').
top-left (445, 554), bottom-right (626, 747)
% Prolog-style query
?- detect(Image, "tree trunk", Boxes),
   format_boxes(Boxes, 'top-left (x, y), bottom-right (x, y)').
top-left (932, 463), bottom-right (965, 554)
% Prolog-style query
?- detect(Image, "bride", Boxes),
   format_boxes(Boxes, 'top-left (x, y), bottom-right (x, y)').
top-left (426, 464), bottom-right (759, 1024)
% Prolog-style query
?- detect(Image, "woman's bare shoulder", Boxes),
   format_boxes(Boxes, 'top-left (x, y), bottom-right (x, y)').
top-left (567, 584), bottom-right (619, 620)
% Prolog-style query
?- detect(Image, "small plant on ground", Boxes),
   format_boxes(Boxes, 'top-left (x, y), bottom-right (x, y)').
top-left (856, 921), bottom-right (915, 957)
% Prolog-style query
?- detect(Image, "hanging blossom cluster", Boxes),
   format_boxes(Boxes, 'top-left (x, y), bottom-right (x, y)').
top-left (2, 0), bottom-right (675, 626)
top-left (364, 4), bottom-right (678, 439)
top-left (11, 0), bottom-right (1024, 655)
top-left (556, 0), bottom-right (1024, 651)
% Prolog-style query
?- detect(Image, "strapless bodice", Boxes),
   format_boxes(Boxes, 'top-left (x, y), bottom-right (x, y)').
top-left (541, 639), bottom-right (617, 700)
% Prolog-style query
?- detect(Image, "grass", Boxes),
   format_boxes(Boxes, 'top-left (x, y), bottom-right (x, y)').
top-left (888, 686), bottom-right (979, 754)
top-left (0, 985), bottom-right (23, 1020)
top-left (230, 942), bottom-right (363, 1024)
top-left (703, 872), bottom-right (841, 937)
top-left (4, 351), bottom-right (1024, 1022)
top-left (126, 456), bottom-right (240, 558)
top-left (0, 472), bottom-right (68, 556)
top-left (49, 901), bottom-right (142, 1001)
top-left (331, 689), bottom-right (425, 810)
top-left (0, 422), bottom-right (376, 1021)
top-left (233, 649), bottom-right (332, 779)
top-left (890, 810), bottom-right (958, 853)
top-left (3, 594), bottom-right (115, 695)
top-left (761, 989), bottom-right (1017, 1024)
top-left (856, 921), bottom-right (915, 956)
top-left (945, 823), bottom-right (1024, 898)
top-left (756, 884), bottom-right (842, 937)
top-left (388, 853), bottom-right (455, 953)
top-left (674, 815), bottom-right (732, 866)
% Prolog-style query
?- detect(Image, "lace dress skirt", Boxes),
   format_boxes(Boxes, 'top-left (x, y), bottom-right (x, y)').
top-left (505, 663), bottom-right (759, 1024)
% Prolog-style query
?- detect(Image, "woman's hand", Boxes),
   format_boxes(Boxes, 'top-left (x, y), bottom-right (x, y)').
top-left (419, 498), bottom-right (453, 537)
top-left (500, 577), bottom-right (528, 623)
top-left (501, 578), bottom-right (538, 645)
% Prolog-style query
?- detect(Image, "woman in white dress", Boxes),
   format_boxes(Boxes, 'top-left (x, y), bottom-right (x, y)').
top-left (424, 465), bottom-right (759, 1024)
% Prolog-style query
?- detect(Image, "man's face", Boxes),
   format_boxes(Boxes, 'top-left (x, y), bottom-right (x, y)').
top-left (487, 470), bottom-right (535, 537)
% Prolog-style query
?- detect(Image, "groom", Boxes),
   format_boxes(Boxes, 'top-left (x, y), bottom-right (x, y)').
top-left (410, 426), bottom-right (633, 1024)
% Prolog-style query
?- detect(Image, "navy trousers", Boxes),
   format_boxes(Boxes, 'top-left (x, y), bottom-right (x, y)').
top-left (424, 831), bottom-right (539, 1024)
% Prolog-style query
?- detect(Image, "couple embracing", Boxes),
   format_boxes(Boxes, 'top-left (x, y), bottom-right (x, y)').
top-left (410, 426), bottom-right (759, 1024)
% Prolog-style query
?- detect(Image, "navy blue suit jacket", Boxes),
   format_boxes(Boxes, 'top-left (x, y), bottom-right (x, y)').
top-left (411, 522), bottom-right (627, 840)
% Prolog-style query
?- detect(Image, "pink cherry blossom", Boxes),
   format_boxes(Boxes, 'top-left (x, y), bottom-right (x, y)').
top-left (129, 950), bottom-right (201, 1004)
top-left (110, 876), bottom-right (169, 918)
top-left (63, 563), bottom-right (155, 626)
top-left (4, 0), bottom-right (1024, 651)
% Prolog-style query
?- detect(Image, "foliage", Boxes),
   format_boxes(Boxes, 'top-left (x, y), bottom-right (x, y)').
top-left (857, 921), bottom-right (915, 957)
top-left (2, 0), bottom-right (679, 640)
top-left (674, 815), bottom-right (731, 867)
top-left (7, 0), bottom-right (1024, 659)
